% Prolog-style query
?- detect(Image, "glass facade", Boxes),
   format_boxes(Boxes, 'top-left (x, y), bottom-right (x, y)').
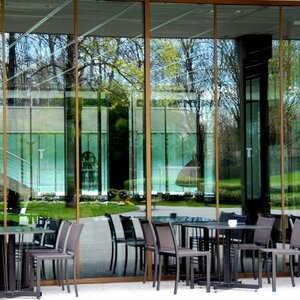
top-left (0, 0), bottom-right (300, 282)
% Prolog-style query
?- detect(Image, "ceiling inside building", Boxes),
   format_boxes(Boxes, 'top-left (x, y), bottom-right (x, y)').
top-left (1, 0), bottom-right (300, 39)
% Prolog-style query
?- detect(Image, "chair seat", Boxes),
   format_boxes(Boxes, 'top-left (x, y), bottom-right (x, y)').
top-left (33, 251), bottom-right (74, 260)
top-left (160, 248), bottom-right (210, 258)
top-left (261, 248), bottom-right (300, 255)
top-left (236, 243), bottom-right (265, 251)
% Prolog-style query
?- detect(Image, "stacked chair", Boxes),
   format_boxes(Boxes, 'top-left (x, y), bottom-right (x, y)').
top-left (27, 221), bottom-right (84, 299)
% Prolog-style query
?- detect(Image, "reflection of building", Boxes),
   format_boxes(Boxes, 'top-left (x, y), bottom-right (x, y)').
top-left (1, 90), bottom-right (108, 197)
top-left (2, 91), bottom-right (223, 198)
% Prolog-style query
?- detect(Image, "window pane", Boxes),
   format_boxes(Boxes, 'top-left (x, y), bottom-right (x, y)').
top-left (150, 3), bottom-right (215, 218)
top-left (78, 0), bottom-right (145, 278)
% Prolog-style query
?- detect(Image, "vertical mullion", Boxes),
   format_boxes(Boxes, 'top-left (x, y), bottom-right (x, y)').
top-left (2, 0), bottom-right (7, 227)
top-left (145, 0), bottom-right (152, 220)
top-left (279, 7), bottom-right (285, 218)
top-left (214, 5), bottom-right (219, 220)
top-left (74, 0), bottom-right (80, 221)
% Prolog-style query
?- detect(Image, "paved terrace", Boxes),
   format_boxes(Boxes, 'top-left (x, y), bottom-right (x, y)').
top-left (19, 277), bottom-right (300, 300)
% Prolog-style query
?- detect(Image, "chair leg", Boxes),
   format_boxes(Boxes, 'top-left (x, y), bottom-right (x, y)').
top-left (140, 246), bottom-right (144, 271)
top-left (58, 260), bottom-right (65, 290)
top-left (64, 260), bottom-right (70, 293)
top-left (124, 245), bottom-right (128, 275)
top-left (190, 258), bottom-right (194, 289)
top-left (233, 246), bottom-right (239, 280)
top-left (157, 255), bottom-right (163, 291)
top-left (52, 259), bottom-right (57, 280)
top-left (36, 259), bottom-right (41, 299)
top-left (143, 250), bottom-right (148, 284)
top-left (185, 257), bottom-right (190, 286)
top-left (113, 243), bottom-right (118, 274)
top-left (73, 258), bottom-right (79, 297)
top-left (206, 254), bottom-right (211, 293)
top-left (252, 250), bottom-right (256, 279)
top-left (271, 252), bottom-right (277, 292)
top-left (258, 250), bottom-right (263, 288)
top-left (109, 241), bottom-right (114, 271)
top-left (290, 255), bottom-right (295, 287)
top-left (153, 252), bottom-right (158, 288)
top-left (174, 257), bottom-right (179, 294)
top-left (134, 247), bottom-right (138, 275)
top-left (240, 248), bottom-right (245, 273)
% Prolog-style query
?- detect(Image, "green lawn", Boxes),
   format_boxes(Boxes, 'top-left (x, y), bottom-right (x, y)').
top-left (1, 201), bottom-right (139, 222)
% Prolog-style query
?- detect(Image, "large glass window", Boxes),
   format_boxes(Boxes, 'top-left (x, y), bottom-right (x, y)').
top-left (150, 3), bottom-right (215, 220)
top-left (78, 0), bottom-right (145, 278)
top-left (280, 6), bottom-right (300, 238)
top-left (1, 0), bottom-right (300, 283)
top-left (2, 0), bottom-right (76, 280)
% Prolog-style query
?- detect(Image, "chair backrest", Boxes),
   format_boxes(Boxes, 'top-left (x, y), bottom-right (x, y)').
top-left (65, 222), bottom-right (84, 255)
top-left (253, 216), bottom-right (275, 246)
top-left (56, 220), bottom-right (72, 251)
top-left (120, 215), bottom-right (137, 241)
top-left (139, 219), bottom-right (157, 249)
top-left (32, 216), bottom-right (48, 245)
top-left (153, 222), bottom-right (177, 253)
top-left (43, 218), bottom-right (62, 248)
top-left (105, 213), bottom-right (117, 241)
top-left (290, 218), bottom-right (300, 248)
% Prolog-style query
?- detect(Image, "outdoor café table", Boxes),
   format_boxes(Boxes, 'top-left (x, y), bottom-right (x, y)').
top-left (0, 225), bottom-right (54, 298)
top-left (187, 222), bottom-right (272, 290)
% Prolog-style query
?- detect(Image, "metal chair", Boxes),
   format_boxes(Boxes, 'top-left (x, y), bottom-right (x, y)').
top-left (139, 219), bottom-right (158, 287)
top-left (105, 213), bottom-right (126, 273)
top-left (24, 221), bottom-right (72, 289)
top-left (258, 218), bottom-right (300, 292)
top-left (153, 222), bottom-right (210, 295)
top-left (233, 215), bottom-right (275, 280)
top-left (29, 222), bottom-right (84, 299)
top-left (119, 215), bottom-right (144, 275)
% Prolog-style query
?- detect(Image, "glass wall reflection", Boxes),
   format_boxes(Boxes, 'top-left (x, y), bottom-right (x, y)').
top-left (150, 3), bottom-right (215, 221)
top-left (3, 0), bottom-right (76, 280)
top-left (1, 0), bottom-right (300, 282)
top-left (78, 0), bottom-right (145, 278)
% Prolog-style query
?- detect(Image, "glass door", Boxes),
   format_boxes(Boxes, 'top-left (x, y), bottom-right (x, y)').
top-left (246, 78), bottom-right (261, 201)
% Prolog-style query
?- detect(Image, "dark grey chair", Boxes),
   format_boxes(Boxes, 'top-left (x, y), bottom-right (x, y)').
top-left (153, 222), bottom-right (210, 295)
top-left (139, 219), bottom-right (158, 287)
top-left (119, 215), bottom-right (144, 275)
top-left (258, 218), bottom-right (300, 292)
top-left (23, 220), bottom-right (72, 288)
top-left (233, 215), bottom-right (275, 280)
top-left (29, 222), bottom-right (84, 299)
top-left (105, 213), bottom-right (126, 273)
